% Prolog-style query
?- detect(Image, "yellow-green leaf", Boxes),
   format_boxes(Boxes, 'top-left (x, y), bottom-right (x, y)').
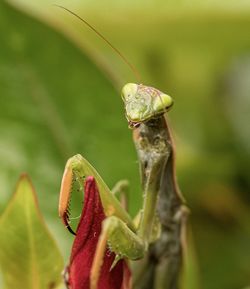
top-left (0, 175), bottom-right (64, 289)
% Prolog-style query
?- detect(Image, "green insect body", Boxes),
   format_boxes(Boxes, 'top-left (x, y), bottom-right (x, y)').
top-left (59, 82), bottom-right (174, 288)
top-left (55, 6), bottom-right (181, 289)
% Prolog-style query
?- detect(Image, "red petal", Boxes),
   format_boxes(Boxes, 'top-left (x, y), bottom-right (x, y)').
top-left (68, 176), bottom-right (131, 289)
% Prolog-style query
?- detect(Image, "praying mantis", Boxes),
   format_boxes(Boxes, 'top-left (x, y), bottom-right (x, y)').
top-left (57, 6), bottom-right (188, 289)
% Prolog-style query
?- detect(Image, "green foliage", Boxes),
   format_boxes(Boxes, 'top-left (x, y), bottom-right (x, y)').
top-left (0, 175), bottom-right (64, 289)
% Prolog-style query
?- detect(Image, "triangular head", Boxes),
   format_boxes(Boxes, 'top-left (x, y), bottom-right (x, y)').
top-left (121, 83), bottom-right (173, 128)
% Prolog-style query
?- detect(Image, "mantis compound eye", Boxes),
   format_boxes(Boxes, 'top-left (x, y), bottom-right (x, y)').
top-left (121, 83), bottom-right (138, 102)
top-left (153, 92), bottom-right (173, 112)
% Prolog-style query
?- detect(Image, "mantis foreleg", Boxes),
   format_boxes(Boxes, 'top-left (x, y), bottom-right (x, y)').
top-left (59, 154), bottom-right (135, 235)
top-left (91, 215), bottom-right (145, 289)
top-left (111, 180), bottom-right (129, 211)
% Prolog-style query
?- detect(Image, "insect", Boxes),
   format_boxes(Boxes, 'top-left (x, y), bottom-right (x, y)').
top-left (57, 6), bottom-right (187, 289)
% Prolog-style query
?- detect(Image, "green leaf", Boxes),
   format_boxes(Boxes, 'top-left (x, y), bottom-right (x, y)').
top-left (0, 175), bottom-right (64, 289)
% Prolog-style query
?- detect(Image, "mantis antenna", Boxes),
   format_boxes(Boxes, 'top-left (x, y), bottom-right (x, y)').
top-left (54, 5), bottom-right (142, 82)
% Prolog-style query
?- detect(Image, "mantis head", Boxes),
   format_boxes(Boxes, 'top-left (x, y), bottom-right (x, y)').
top-left (121, 83), bottom-right (173, 128)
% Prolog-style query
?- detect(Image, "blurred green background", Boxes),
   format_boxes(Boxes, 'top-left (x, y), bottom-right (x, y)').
top-left (0, 1), bottom-right (250, 288)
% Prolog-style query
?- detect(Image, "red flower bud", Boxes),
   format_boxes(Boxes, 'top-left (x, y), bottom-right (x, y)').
top-left (67, 176), bottom-right (131, 289)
